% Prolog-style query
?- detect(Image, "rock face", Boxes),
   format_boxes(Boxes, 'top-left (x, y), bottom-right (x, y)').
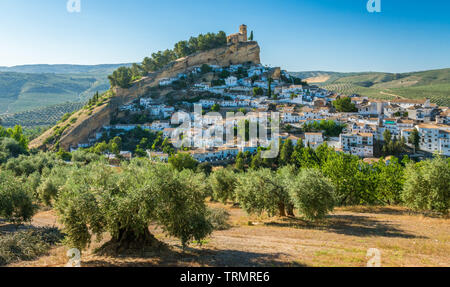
top-left (30, 41), bottom-right (261, 151)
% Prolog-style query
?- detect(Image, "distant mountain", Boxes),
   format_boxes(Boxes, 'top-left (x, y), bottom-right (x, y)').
top-left (0, 64), bottom-right (133, 115)
top-left (0, 63), bottom-right (133, 74)
top-left (289, 68), bottom-right (450, 107)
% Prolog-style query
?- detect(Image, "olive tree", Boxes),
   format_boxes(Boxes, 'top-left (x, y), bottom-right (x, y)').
top-left (54, 160), bottom-right (212, 252)
top-left (210, 168), bottom-right (237, 204)
top-left (402, 156), bottom-right (449, 214)
top-left (235, 168), bottom-right (291, 217)
top-left (37, 165), bottom-right (73, 206)
top-left (0, 170), bottom-right (36, 226)
top-left (286, 169), bottom-right (336, 221)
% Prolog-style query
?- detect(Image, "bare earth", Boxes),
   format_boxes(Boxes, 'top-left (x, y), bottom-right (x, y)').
top-left (305, 75), bottom-right (330, 84)
top-left (6, 204), bottom-right (450, 267)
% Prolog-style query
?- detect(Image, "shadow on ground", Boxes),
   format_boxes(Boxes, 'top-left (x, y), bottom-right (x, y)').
top-left (265, 214), bottom-right (426, 239)
top-left (82, 246), bottom-right (306, 267)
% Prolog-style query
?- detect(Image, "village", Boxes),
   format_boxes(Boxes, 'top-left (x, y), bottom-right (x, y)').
top-left (72, 25), bottom-right (450, 164)
top-left (77, 61), bottom-right (450, 164)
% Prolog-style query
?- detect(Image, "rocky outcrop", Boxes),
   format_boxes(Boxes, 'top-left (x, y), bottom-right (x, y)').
top-left (30, 41), bottom-right (261, 150)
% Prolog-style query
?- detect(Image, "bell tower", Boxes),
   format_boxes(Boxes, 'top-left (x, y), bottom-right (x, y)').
top-left (239, 24), bottom-right (248, 42)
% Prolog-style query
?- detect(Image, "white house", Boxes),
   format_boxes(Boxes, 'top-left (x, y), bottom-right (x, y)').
top-left (415, 124), bottom-right (450, 156)
top-left (140, 98), bottom-right (153, 108)
top-left (304, 132), bottom-right (324, 149)
top-left (159, 78), bottom-right (176, 86)
top-left (225, 76), bottom-right (238, 87)
top-left (339, 132), bottom-right (374, 157)
top-left (194, 83), bottom-right (211, 91)
top-left (198, 99), bottom-right (216, 108)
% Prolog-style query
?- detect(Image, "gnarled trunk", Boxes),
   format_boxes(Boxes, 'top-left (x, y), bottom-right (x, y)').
top-left (98, 227), bottom-right (163, 255)
top-left (278, 202), bottom-right (286, 217)
top-left (286, 204), bottom-right (295, 217)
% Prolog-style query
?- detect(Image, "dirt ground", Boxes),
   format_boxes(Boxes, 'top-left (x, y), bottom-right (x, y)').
top-left (5, 203), bottom-right (450, 267)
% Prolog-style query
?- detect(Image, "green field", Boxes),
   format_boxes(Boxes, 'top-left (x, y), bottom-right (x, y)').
top-left (0, 102), bottom-right (84, 128)
top-left (0, 64), bottom-right (130, 114)
top-left (290, 68), bottom-right (450, 107)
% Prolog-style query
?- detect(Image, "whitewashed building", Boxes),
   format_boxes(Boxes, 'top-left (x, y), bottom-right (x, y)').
top-left (339, 132), bottom-right (374, 157)
top-left (415, 124), bottom-right (450, 156)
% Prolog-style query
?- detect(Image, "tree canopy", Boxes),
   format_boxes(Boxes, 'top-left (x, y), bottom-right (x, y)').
top-left (108, 31), bottom-right (227, 88)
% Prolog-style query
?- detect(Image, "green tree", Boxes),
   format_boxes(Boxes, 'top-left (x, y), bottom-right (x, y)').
top-left (279, 139), bottom-right (294, 166)
top-left (210, 168), bottom-right (237, 204)
top-left (402, 156), bottom-right (449, 214)
top-left (0, 170), bottom-right (36, 226)
top-left (235, 152), bottom-right (245, 171)
top-left (197, 162), bottom-right (212, 176)
top-left (211, 103), bottom-right (221, 112)
top-left (108, 66), bottom-right (132, 89)
top-left (286, 169), bottom-right (336, 221)
top-left (332, 97), bottom-right (357, 112)
top-left (235, 168), bottom-right (291, 217)
top-left (134, 145), bottom-right (147, 157)
top-left (374, 157), bottom-right (405, 204)
top-left (57, 148), bottom-right (72, 161)
top-left (321, 151), bottom-right (373, 205)
top-left (268, 78), bottom-right (273, 98)
top-left (250, 150), bottom-right (263, 170)
top-left (408, 128), bottom-right (420, 153)
top-left (248, 31), bottom-right (254, 41)
top-left (169, 153), bottom-right (198, 171)
top-left (54, 161), bottom-right (212, 251)
top-left (383, 129), bottom-right (392, 144)
top-left (0, 137), bottom-right (28, 164)
top-left (253, 87), bottom-right (264, 96)
top-left (200, 64), bottom-right (212, 74)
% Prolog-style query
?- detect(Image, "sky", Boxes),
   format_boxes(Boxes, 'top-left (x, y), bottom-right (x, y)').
top-left (0, 0), bottom-right (449, 73)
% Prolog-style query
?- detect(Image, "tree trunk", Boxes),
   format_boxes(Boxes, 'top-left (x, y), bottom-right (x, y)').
top-left (99, 227), bottom-right (162, 255)
top-left (286, 204), bottom-right (295, 217)
top-left (278, 202), bottom-right (286, 217)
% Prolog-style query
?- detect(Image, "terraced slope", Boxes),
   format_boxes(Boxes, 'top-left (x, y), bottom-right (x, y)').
top-left (290, 69), bottom-right (450, 107)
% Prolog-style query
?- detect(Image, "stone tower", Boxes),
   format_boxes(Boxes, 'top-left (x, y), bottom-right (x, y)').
top-left (239, 24), bottom-right (248, 41)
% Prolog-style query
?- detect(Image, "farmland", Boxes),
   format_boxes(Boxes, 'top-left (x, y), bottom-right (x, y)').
top-left (6, 204), bottom-right (449, 267)
top-left (291, 68), bottom-right (450, 107)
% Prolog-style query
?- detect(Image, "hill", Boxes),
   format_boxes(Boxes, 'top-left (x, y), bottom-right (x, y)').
top-left (0, 102), bottom-right (84, 128)
top-left (0, 64), bottom-right (132, 74)
top-left (290, 68), bottom-right (450, 107)
top-left (0, 64), bottom-right (132, 115)
top-left (29, 41), bottom-right (261, 150)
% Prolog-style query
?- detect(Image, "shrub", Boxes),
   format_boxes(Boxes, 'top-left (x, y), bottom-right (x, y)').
top-left (169, 153), bottom-right (198, 171)
top-left (287, 169), bottom-right (336, 221)
top-left (402, 156), bottom-right (450, 214)
top-left (0, 170), bottom-right (36, 225)
top-left (206, 207), bottom-right (231, 230)
top-left (0, 228), bottom-right (63, 266)
top-left (210, 168), bottom-right (237, 203)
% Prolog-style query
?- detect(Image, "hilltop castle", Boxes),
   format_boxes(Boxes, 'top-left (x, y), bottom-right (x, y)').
top-left (227, 24), bottom-right (248, 44)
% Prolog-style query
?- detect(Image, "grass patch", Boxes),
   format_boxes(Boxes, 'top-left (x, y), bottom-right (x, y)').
top-left (207, 207), bottom-right (231, 231)
top-left (0, 227), bottom-right (64, 266)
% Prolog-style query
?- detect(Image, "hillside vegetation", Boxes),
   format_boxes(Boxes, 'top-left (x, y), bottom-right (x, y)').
top-left (290, 68), bottom-right (450, 107)
top-left (0, 64), bottom-right (131, 114)
top-left (0, 102), bottom-right (84, 128)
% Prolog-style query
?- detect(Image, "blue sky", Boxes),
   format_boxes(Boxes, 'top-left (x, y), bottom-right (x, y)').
top-left (0, 0), bottom-right (449, 72)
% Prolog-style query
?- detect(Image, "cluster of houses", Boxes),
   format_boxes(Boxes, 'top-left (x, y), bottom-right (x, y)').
top-left (75, 61), bottom-right (449, 162)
